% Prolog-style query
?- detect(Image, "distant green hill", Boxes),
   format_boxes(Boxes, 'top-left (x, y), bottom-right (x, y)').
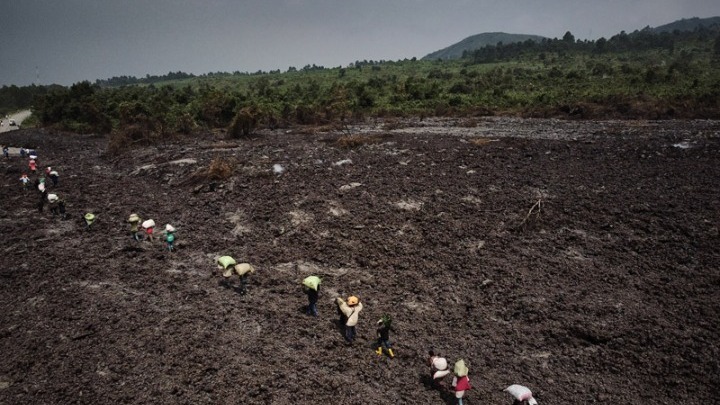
top-left (650, 16), bottom-right (720, 33)
top-left (422, 32), bottom-right (546, 61)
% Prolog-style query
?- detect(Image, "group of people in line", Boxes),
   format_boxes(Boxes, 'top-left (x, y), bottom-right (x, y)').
top-left (215, 258), bottom-right (538, 404)
top-left (7, 146), bottom-right (68, 220)
top-left (4, 142), bottom-right (540, 404)
top-left (127, 214), bottom-right (177, 251)
top-left (6, 144), bottom-right (177, 252)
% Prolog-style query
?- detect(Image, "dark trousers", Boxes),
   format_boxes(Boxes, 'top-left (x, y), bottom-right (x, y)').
top-left (344, 325), bottom-right (356, 342)
top-left (307, 300), bottom-right (318, 316)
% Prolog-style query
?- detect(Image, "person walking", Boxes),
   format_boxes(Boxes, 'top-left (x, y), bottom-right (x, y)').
top-left (37, 188), bottom-right (48, 212)
top-left (29, 159), bottom-right (37, 174)
top-left (142, 219), bottom-right (156, 242)
top-left (428, 350), bottom-right (451, 389)
top-left (48, 169), bottom-right (59, 187)
top-left (375, 314), bottom-right (395, 358)
top-left (217, 256), bottom-right (255, 294)
top-left (164, 224), bottom-right (176, 251)
top-left (128, 213), bottom-right (142, 241)
top-left (47, 194), bottom-right (60, 217)
top-left (3, 146), bottom-right (8, 159)
top-left (335, 295), bottom-right (362, 344)
top-left (84, 213), bottom-right (96, 230)
top-left (19, 173), bottom-right (30, 191)
top-left (452, 359), bottom-right (472, 405)
top-left (58, 198), bottom-right (67, 220)
top-left (302, 276), bottom-right (321, 316)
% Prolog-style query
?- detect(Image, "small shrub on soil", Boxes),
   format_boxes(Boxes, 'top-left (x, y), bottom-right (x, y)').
top-left (228, 107), bottom-right (258, 138)
top-left (335, 134), bottom-right (382, 148)
top-left (181, 157), bottom-right (236, 188)
top-left (205, 157), bottom-right (235, 180)
top-left (106, 124), bottom-right (157, 155)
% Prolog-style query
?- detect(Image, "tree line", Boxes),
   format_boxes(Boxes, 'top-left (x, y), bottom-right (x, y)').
top-left (4, 24), bottom-right (718, 150)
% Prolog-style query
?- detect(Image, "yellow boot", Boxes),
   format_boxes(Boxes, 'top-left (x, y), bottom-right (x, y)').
top-left (375, 347), bottom-right (383, 355)
top-left (388, 348), bottom-right (395, 358)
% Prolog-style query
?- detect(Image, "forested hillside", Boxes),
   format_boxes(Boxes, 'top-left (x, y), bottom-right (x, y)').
top-left (2, 21), bottom-right (718, 151)
top-left (422, 32), bottom-right (546, 61)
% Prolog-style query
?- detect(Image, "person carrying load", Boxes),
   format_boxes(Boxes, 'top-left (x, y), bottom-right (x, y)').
top-left (217, 256), bottom-right (255, 294)
top-left (302, 276), bottom-right (321, 316)
top-left (375, 314), bottom-right (395, 358)
top-left (128, 214), bottom-right (142, 241)
top-left (164, 224), bottom-right (176, 251)
top-left (336, 295), bottom-right (362, 344)
top-left (142, 219), bottom-right (156, 242)
top-left (452, 359), bottom-right (472, 405)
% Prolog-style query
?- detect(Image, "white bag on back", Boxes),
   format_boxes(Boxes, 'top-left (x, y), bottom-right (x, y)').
top-left (505, 385), bottom-right (537, 404)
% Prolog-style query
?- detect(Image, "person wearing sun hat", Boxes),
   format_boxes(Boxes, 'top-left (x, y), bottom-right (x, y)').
top-left (335, 295), bottom-right (363, 343)
top-left (452, 359), bottom-right (472, 405)
top-left (128, 213), bottom-right (142, 241)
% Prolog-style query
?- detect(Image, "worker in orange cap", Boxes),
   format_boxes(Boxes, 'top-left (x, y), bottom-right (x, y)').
top-left (335, 295), bottom-right (363, 343)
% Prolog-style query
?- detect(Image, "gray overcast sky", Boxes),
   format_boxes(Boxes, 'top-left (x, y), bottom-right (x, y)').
top-left (1, 0), bottom-right (718, 86)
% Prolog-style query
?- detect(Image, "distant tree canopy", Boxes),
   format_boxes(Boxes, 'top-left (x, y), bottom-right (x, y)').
top-left (465, 26), bottom-right (714, 63)
top-left (0, 84), bottom-right (60, 116)
top-left (14, 22), bottom-right (720, 141)
top-left (95, 71), bottom-right (197, 87)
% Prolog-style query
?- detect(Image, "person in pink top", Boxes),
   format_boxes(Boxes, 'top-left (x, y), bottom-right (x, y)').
top-left (452, 359), bottom-right (472, 405)
top-left (29, 159), bottom-right (37, 174)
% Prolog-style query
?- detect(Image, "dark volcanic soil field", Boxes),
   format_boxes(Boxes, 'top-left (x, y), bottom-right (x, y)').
top-left (1, 119), bottom-right (719, 404)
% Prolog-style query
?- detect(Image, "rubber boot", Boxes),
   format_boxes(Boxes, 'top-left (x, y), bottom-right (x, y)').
top-left (375, 347), bottom-right (382, 355)
top-left (388, 348), bottom-right (395, 358)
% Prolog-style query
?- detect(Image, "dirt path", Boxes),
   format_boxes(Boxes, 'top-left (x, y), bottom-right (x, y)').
top-left (0, 119), bottom-right (719, 404)
top-left (0, 110), bottom-right (31, 134)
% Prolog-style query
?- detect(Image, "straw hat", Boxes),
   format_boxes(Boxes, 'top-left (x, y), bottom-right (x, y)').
top-left (165, 224), bottom-right (176, 233)
top-left (47, 194), bottom-right (58, 203)
top-left (128, 213), bottom-right (140, 222)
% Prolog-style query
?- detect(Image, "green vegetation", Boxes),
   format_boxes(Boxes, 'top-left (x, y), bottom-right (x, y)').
top-left (8, 24), bottom-right (719, 149)
top-left (0, 84), bottom-right (63, 117)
